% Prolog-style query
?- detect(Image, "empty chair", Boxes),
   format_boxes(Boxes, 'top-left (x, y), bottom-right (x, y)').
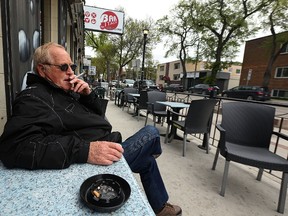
top-left (94, 86), bottom-right (106, 99)
top-left (134, 90), bottom-right (148, 120)
top-left (21, 71), bottom-right (35, 90)
top-left (145, 91), bottom-right (167, 126)
top-left (121, 88), bottom-right (138, 113)
top-left (164, 99), bottom-right (218, 156)
top-left (212, 102), bottom-right (288, 214)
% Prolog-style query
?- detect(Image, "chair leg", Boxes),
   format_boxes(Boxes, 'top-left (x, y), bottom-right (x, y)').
top-left (256, 168), bottom-right (264, 181)
top-left (144, 113), bottom-right (148, 126)
top-left (220, 160), bottom-right (230, 196)
top-left (168, 131), bottom-right (175, 143)
top-left (212, 148), bottom-right (220, 170)
top-left (161, 117), bottom-right (165, 126)
top-left (203, 132), bottom-right (209, 154)
top-left (137, 109), bottom-right (140, 121)
top-left (183, 134), bottom-right (187, 157)
top-left (277, 172), bottom-right (288, 213)
top-left (153, 116), bottom-right (156, 127)
top-left (164, 124), bottom-right (170, 144)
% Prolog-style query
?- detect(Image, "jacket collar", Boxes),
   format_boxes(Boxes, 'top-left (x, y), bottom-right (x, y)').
top-left (26, 73), bottom-right (80, 99)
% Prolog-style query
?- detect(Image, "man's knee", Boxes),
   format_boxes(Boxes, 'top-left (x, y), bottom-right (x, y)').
top-left (143, 125), bottom-right (159, 137)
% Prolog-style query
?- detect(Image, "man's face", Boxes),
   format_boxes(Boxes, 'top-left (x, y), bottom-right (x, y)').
top-left (37, 47), bottom-right (77, 91)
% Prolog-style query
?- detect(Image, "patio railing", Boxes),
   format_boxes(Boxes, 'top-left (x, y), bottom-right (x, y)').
top-left (165, 92), bottom-right (288, 179)
top-left (108, 87), bottom-right (288, 178)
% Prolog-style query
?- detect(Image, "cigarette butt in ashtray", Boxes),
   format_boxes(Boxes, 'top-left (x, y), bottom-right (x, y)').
top-left (76, 72), bottom-right (85, 78)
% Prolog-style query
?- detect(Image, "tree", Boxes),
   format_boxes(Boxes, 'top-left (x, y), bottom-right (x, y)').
top-left (260, 0), bottom-right (288, 87)
top-left (156, 0), bottom-right (200, 89)
top-left (109, 17), bottom-right (158, 80)
top-left (85, 16), bottom-right (158, 82)
top-left (85, 31), bottom-right (117, 81)
top-left (189, 0), bottom-right (275, 84)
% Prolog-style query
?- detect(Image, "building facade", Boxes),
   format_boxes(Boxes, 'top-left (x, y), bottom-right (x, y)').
top-left (240, 32), bottom-right (288, 98)
top-left (156, 60), bottom-right (241, 91)
top-left (0, 0), bottom-right (85, 132)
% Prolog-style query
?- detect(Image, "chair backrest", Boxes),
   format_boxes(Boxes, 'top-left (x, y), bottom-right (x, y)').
top-left (185, 99), bottom-right (218, 134)
top-left (123, 88), bottom-right (138, 101)
top-left (221, 102), bottom-right (275, 148)
top-left (147, 91), bottom-right (167, 112)
top-left (21, 71), bottom-right (35, 90)
top-left (138, 90), bottom-right (148, 109)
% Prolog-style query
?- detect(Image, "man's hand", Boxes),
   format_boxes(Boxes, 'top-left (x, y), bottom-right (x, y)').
top-left (69, 74), bottom-right (91, 95)
top-left (87, 141), bottom-right (124, 165)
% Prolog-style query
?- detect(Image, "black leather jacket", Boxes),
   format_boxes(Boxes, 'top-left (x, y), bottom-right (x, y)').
top-left (0, 73), bottom-right (112, 169)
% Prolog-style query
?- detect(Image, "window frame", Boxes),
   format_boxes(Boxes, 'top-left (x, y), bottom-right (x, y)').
top-left (280, 43), bottom-right (288, 54)
top-left (174, 63), bottom-right (180, 70)
top-left (275, 66), bottom-right (288, 78)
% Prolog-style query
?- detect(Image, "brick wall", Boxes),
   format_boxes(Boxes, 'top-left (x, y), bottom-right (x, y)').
top-left (241, 32), bottom-right (288, 93)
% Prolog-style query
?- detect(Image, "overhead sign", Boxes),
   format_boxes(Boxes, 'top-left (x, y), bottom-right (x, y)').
top-left (89, 66), bottom-right (96, 75)
top-left (247, 69), bottom-right (252, 80)
top-left (84, 5), bottom-right (125, 35)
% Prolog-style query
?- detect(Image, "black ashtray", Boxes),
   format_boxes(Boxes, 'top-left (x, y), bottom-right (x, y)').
top-left (80, 174), bottom-right (131, 212)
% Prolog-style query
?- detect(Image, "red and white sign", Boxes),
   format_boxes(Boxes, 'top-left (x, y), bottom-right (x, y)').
top-left (84, 5), bottom-right (125, 35)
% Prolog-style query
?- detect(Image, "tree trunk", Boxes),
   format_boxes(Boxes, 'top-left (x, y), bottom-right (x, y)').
top-left (262, 38), bottom-right (288, 87)
top-left (262, 58), bottom-right (274, 87)
top-left (180, 39), bottom-right (188, 90)
top-left (107, 60), bottom-right (110, 82)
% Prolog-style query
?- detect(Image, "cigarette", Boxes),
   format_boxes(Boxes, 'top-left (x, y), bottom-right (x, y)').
top-left (75, 72), bottom-right (85, 78)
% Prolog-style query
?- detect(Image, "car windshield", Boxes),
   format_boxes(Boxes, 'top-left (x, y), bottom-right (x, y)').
top-left (125, 79), bottom-right (134, 84)
top-left (194, 84), bottom-right (208, 88)
top-left (146, 80), bottom-right (154, 85)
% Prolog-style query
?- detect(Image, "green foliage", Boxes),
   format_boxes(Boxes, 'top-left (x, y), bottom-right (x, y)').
top-left (84, 0), bottom-right (287, 87)
top-left (85, 16), bottom-right (159, 80)
top-left (156, 0), bottom-right (277, 85)
top-left (156, 0), bottom-right (201, 89)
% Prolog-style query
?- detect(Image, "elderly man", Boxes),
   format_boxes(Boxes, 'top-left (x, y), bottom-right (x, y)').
top-left (0, 42), bottom-right (181, 216)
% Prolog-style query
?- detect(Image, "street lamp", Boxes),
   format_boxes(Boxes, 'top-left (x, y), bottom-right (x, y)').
top-left (140, 29), bottom-right (149, 91)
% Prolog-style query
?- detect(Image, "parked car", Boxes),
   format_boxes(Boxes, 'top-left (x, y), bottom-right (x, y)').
top-left (163, 84), bottom-right (184, 92)
top-left (221, 85), bottom-right (271, 101)
top-left (133, 80), bottom-right (159, 90)
top-left (109, 79), bottom-right (119, 87)
top-left (121, 79), bottom-right (135, 88)
top-left (189, 84), bottom-right (219, 95)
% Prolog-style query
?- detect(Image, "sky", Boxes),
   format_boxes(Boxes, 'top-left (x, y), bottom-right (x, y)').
top-left (84, 0), bottom-right (269, 63)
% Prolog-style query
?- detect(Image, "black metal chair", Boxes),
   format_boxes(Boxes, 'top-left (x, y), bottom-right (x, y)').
top-left (145, 91), bottom-right (167, 126)
top-left (164, 99), bottom-right (218, 156)
top-left (94, 86), bottom-right (106, 99)
top-left (134, 90), bottom-right (148, 120)
top-left (121, 88), bottom-right (138, 113)
top-left (212, 102), bottom-right (288, 214)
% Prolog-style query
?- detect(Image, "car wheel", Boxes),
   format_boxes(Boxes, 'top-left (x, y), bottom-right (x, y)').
top-left (247, 96), bottom-right (253, 100)
top-left (222, 93), bottom-right (228, 97)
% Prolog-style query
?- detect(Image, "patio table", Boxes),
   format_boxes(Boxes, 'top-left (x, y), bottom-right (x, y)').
top-left (0, 157), bottom-right (154, 215)
top-left (128, 93), bottom-right (141, 116)
top-left (156, 101), bottom-right (190, 140)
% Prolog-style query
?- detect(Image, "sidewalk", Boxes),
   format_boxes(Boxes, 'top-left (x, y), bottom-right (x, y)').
top-left (106, 100), bottom-right (287, 216)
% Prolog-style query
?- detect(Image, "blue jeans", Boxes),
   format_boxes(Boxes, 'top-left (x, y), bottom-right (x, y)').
top-left (121, 125), bottom-right (168, 211)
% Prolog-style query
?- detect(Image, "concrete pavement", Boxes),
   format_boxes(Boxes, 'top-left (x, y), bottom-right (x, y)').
top-left (106, 99), bottom-right (287, 216)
